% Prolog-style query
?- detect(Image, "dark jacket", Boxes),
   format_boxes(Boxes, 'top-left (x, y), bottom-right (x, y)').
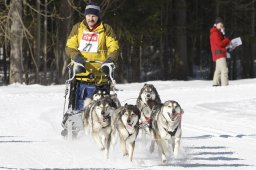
top-left (210, 27), bottom-right (231, 61)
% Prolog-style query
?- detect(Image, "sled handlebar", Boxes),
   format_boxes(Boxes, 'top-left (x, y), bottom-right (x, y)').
top-left (66, 60), bottom-right (116, 85)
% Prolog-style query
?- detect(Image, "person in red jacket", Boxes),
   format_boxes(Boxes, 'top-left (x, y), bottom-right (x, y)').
top-left (210, 17), bottom-right (231, 86)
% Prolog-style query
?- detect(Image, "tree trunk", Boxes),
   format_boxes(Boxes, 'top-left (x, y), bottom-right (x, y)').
top-left (35, 0), bottom-right (41, 84)
top-left (139, 35), bottom-right (143, 81)
top-left (9, 0), bottom-right (23, 84)
top-left (54, 0), bottom-right (73, 84)
top-left (251, 1), bottom-right (256, 77)
top-left (174, 0), bottom-right (188, 79)
top-left (215, 0), bottom-right (220, 15)
top-left (43, 0), bottom-right (47, 85)
top-left (160, 0), bottom-right (166, 79)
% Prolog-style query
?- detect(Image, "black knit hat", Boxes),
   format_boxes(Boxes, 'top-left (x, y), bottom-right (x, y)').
top-left (215, 17), bottom-right (224, 25)
top-left (84, 2), bottom-right (100, 17)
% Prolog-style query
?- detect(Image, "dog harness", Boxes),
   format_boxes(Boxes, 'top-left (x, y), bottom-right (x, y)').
top-left (154, 106), bottom-right (183, 137)
top-left (163, 126), bottom-right (179, 137)
top-left (139, 101), bottom-right (162, 129)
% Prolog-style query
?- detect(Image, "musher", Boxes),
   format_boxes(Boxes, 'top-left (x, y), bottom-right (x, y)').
top-left (61, 2), bottom-right (119, 136)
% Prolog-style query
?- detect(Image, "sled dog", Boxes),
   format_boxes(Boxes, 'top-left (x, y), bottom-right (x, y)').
top-left (153, 100), bottom-right (183, 163)
top-left (136, 83), bottom-right (161, 151)
top-left (83, 87), bottom-right (121, 128)
top-left (92, 86), bottom-right (109, 101)
top-left (82, 87), bottom-right (108, 128)
top-left (112, 104), bottom-right (141, 161)
top-left (83, 96), bottom-right (117, 159)
top-left (137, 83), bottom-right (161, 128)
top-left (92, 86), bottom-right (121, 108)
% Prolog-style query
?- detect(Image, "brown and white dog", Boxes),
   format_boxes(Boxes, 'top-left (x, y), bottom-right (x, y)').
top-left (112, 104), bottom-right (141, 162)
top-left (153, 100), bottom-right (184, 163)
top-left (83, 96), bottom-right (117, 159)
top-left (83, 86), bottom-right (121, 129)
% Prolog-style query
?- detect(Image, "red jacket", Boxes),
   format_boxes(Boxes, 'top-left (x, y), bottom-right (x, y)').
top-left (210, 27), bottom-right (231, 61)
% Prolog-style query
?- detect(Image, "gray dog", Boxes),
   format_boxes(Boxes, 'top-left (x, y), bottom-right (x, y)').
top-left (136, 83), bottom-right (162, 152)
top-left (83, 96), bottom-right (117, 159)
top-left (112, 104), bottom-right (141, 162)
top-left (153, 100), bottom-right (184, 163)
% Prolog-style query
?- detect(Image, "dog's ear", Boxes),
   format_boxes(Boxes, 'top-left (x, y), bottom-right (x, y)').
top-left (163, 100), bottom-right (169, 106)
top-left (175, 101), bottom-right (183, 112)
top-left (103, 96), bottom-right (117, 108)
top-left (175, 101), bottom-right (181, 107)
top-left (120, 106), bottom-right (127, 115)
top-left (123, 103), bottom-right (130, 112)
top-left (109, 99), bottom-right (117, 109)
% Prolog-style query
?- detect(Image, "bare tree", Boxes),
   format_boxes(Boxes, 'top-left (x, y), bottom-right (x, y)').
top-left (53, 0), bottom-right (74, 84)
top-left (43, 0), bottom-right (47, 85)
top-left (9, 0), bottom-right (23, 84)
top-left (35, 0), bottom-right (41, 84)
top-left (173, 0), bottom-right (188, 79)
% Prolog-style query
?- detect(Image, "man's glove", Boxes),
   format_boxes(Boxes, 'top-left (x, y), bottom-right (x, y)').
top-left (227, 48), bottom-right (232, 53)
top-left (74, 55), bottom-right (86, 65)
top-left (73, 55), bottom-right (86, 73)
top-left (101, 58), bottom-right (114, 77)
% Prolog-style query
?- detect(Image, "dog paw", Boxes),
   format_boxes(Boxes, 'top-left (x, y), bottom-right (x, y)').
top-left (161, 155), bottom-right (167, 163)
top-left (123, 153), bottom-right (128, 157)
top-left (173, 147), bottom-right (180, 158)
top-left (162, 159), bottom-right (167, 164)
top-left (100, 147), bottom-right (105, 151)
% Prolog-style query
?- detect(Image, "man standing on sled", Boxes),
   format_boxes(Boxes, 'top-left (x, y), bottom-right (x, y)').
top-left (61, 2), bottom-right (119, 136)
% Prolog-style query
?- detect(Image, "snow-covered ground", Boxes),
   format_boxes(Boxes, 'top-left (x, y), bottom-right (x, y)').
top-left (0, 79), bottom-right (256, 170)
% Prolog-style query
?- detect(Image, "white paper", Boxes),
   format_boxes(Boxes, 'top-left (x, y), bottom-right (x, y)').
top-left (229, 37), bottom-right (242, 49)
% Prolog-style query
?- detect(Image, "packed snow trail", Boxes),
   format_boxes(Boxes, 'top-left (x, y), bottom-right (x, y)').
top-left (0, 80), bottom-right (255, 169)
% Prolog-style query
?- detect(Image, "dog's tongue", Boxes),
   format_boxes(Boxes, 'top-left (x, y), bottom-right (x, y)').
top-left (127, 124), bottom-right (133, 128)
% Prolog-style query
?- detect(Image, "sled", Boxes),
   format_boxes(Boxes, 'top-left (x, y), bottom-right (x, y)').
top-left (61, 60), bottom-right (118, 139)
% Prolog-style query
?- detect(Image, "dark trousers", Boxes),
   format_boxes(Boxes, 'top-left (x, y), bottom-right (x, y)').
top-left (68, 80), bottom-right (110, 111)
